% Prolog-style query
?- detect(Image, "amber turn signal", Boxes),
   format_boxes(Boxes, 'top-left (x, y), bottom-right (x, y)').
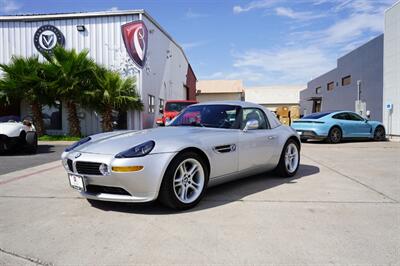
top-left (112, 166), bottom-right (144, 172)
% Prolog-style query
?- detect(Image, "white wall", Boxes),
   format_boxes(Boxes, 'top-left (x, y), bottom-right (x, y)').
top-left (384, 2), bottom-right (400, 136)
top-left (140, 15), bottom-right (188, 129)
top-left (0, 12), bottom-right (190, 133)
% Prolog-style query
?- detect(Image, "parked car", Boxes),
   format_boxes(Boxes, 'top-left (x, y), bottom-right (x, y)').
top-left (0, 116), bottom-right (38, 153)
top-left (62, 101), bottom-right (301, 210)
top-left (291, 111), bottom-right (386, 143)
top-left (156, 100), bottom-right (198, 126)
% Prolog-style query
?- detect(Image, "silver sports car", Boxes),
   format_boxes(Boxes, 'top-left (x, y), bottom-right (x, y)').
top-left (62, 101), bottom-right (301, 210)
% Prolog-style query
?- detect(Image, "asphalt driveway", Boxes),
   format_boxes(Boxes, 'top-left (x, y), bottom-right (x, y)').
top-left (0, 141), bottom-right (399, 265)
top-left (0, 142), bottom-right (68, 175)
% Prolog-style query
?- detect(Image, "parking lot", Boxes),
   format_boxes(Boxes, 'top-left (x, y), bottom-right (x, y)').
top-left (0, 141), bottom-right (399, 265)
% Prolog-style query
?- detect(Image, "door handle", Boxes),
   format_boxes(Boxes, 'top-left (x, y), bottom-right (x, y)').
top-left (268, 136), bottom-right (276, 140)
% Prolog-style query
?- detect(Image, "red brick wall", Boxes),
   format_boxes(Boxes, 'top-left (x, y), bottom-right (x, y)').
top-left (186, 64), bottom-right (197, 101)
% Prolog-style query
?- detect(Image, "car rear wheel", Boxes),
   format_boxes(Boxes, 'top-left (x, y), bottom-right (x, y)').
top-left (158, 152), bottom-right (208, 210)
top-left (327, 127), bottom-right (342, 144)
top-left (25, 131), bottom-right (38, 154)
top-left (276, 139), bottom-right (300, 177)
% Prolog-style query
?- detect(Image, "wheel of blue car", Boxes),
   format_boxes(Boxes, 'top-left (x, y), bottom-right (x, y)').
top-left (25, 131), bottom-right (38, 154)
top-left (373, 126), bottom-right (386, 141)
top-left (159, 151), bottom-right (209, 210)
top-left (327, 127), bottom-right (342, 144)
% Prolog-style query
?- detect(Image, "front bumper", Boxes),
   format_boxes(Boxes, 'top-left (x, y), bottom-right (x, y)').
top-left (62, 151), bottom-right (177, 202)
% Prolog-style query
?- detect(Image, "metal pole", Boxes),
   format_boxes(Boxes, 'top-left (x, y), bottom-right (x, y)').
top-left (357, 80), bottom-right (361, 101)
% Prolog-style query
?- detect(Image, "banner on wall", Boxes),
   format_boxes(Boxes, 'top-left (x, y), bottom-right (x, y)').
top-left (121, 21), bottom-right (148, 68)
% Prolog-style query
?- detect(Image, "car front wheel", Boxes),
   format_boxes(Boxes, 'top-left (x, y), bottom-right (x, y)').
top-left (159, 152), bottom-right (208, 210)
top-left (25, 131), bottom-right (38, 154)
top-left (373, 126), bottom-right (386, 141)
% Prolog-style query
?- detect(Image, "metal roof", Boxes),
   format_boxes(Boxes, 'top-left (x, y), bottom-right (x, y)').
top-left (0, 9), bottom-right (190, 64)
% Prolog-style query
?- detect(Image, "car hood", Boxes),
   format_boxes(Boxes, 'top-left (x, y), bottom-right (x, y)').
top-left (75, 126), bottom-right (221, 155)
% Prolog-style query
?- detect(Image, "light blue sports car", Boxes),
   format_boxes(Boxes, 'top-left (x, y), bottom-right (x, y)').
top-left (291, 111), bottom-right (386, 143)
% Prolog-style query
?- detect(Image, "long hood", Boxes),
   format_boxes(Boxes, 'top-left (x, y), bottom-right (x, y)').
top-left (0, 122), bottom-right (24, 137)
top-left (75, 127), bottom-right (221, 155)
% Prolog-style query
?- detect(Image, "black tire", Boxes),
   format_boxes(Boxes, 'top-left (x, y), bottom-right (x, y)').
top-left (327, 126), bottom-right (342, 144)
top-left (158, 151), bottom-right (209, 210)
top-left (275, 139), bottom-right (300, 178)
top-left (25, 131), bottom-right (38, 154)
top-left (373, 126), bottom-right (386, 141)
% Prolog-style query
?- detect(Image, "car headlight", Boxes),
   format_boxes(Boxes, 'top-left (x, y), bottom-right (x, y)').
top-left (65, 137), bottom-right (91, 152)
top-left (115, 141), bottom-right (155, 158)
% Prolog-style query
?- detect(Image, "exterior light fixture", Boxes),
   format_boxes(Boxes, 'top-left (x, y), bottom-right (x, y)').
top-left (76, 25), bottom-right (85, 32)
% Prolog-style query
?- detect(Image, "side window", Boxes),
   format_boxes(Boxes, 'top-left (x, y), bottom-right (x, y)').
top-left (347, 113), bottom-right (364, 121)
top-left (332, 113), bottom-right (347, 120)
top-left (241, 108), bottom-right (268, 130)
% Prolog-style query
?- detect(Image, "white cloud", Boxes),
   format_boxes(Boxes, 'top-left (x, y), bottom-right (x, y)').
top-left (185, 8), bottom-right (208, 19)
top-left (181, 41), bottom-right (208, 50)
top-left (0, 0), bottom-right (21, 13)
top-left (231, 46), bottom-right (335, 84)
top-left (202, 69), bottom-right (264, 82)
top-left (233, 0), bottom-right (282, 14)
top-left (109, 6), bottom-right (119, 11)
top-left (275, 7), bottom-right (325, 20)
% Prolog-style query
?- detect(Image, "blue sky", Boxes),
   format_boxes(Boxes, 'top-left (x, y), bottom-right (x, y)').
top-left (0, 0), bottom-right (396, 86)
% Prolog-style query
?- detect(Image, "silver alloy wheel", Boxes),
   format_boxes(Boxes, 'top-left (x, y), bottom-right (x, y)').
top-left (284, 143), bottom-right (299, 173)
top-left (173, 158), bottom-right (205, 204)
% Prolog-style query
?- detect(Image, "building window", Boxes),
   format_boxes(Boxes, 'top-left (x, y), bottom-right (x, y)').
top-left (148, 95), bottom-right (155, 113)
top-left (42, 101), bottom-right (62, 130)
top-left (327, 81), bottom-right (334, 91)
top-left (342, 75), bottom-right (351, 86)
top-left (315, 87), bottom-right (321, 94)
top-left (159, 98), bottom-right (164, 113)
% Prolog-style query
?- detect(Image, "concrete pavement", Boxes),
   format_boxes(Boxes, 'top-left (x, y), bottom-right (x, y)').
top-left (0, 141), bottom-right (399, 265)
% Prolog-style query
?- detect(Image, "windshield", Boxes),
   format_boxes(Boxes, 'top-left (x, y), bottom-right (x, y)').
top-left (0, 115), bottom-right (20, 123)
top-left (169, 104), bottom-right (241, 129)
top-left (303, 111), bottom-right (332, 119)
top-left (165, 102), bottom-right (195, 112)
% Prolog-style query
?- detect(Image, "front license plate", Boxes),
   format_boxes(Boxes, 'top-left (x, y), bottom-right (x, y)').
top-left (68, 174), bottom-right (85, 191)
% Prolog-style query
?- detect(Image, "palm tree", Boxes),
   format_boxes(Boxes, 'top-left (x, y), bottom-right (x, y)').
top-left (46, 46), bottom-right (97, 136)
top-left (85, 67), bottom-right (143, 132)
top-left (0, 56), bottom-right (52, 136)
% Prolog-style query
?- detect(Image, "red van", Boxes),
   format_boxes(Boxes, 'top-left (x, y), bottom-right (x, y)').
top-left (156, 100), bottom-right (198, 126)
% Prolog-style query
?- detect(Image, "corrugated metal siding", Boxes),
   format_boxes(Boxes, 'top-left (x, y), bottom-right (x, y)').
top-left (0, 12), bottom-right (193, 134)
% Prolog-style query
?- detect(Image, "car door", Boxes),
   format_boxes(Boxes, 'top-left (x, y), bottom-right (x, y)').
top-left (345, 112), bottom-right (372, 137)
top-left (238, 108), bottom-right (278, 172)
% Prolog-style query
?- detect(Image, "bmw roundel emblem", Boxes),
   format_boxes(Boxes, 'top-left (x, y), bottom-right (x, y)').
top-left (74, 152), bottom-right (82, 159)
top-left (34, 25), bottom-right (65, 54)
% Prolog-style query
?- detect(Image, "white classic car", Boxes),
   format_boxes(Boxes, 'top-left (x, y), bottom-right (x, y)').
top-left (62, 101), bottom-right (301, 210)
top-left (0, 116), bottom-right (38, 153)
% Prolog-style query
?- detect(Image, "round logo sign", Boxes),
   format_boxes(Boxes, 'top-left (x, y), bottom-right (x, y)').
top-left (34, 25), bottom-right (65, 54)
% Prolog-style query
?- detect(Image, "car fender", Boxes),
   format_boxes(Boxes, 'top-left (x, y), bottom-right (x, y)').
top-left (0, 123), bottom-right (25, 137)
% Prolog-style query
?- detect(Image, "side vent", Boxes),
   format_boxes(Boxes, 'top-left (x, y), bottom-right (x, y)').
top-left (213, 144), bottom-right (236, 154)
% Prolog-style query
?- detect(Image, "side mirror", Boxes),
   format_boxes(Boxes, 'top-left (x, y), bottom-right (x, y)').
top-left (159, 109), bottom-right (164, 114)
top-left (243, 119), bottom-right (259, 132)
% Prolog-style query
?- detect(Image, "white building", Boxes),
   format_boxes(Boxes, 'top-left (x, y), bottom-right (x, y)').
top-left (245, 85), bottom-right (304, 111)
top-left (0, 10), bottom-right (197, 135)
top-left (384, 2), bottom-right (400, 137)
top-left (196, 80), bottom-right (244, 102)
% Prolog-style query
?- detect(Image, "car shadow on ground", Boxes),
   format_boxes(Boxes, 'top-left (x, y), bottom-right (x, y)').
top-left (0, 145), bottom-right (56, 156)
top-left (88, 164), bottom-right (320, 215)
top-left (305, 139), bottom-right (387, 145)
